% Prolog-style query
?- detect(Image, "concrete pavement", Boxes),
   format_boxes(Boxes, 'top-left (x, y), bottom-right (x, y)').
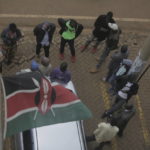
top-left (0, 25), bottom-right (150, 150)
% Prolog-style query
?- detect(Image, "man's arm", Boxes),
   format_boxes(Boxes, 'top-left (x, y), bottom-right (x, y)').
top-left (75, 24), bottom-right (84, 38)
top-left (48, 23), bottom-right (56, 43)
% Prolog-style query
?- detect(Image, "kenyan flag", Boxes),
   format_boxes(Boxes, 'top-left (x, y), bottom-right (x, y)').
top-left (1, 72), bottom-right (92, 137)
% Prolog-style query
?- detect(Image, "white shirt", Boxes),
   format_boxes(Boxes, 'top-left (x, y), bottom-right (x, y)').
top-left (93, 122), bottom-right (119, 143)
top-left (41, 32), bottom-right (49, 46)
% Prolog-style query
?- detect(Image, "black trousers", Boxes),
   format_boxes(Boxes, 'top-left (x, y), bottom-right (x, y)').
top-left (36, 44), bottom-right (50, 57)
top-left (60, 38), bottom-right (75, 56)
top-left (107, 96), bottom-right (126, 115)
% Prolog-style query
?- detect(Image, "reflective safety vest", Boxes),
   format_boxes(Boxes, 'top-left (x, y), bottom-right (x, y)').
top-left (62, 21), bottom-right (75, 40)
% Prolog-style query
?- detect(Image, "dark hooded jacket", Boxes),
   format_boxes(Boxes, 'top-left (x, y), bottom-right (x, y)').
top-left (58, 18), bottom-right (83, 39)
top-left (33, 22), bottom-right (56, 44)
top-left (92, 14), bottom-right (115, 41)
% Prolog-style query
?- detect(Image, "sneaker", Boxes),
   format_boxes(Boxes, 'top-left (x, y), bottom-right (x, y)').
top-left (89, 68), bottom-right (98, 73)
top-left (102, 77), bottom-right (106, 82)
top-left (59, 54), bottom-right (64, 60)
top-left (91, 48), bottom-right (97, 53)
top-left (71, 56), bottom-right (76, 63)
top-left (95, 56), bottom-right (100, 61)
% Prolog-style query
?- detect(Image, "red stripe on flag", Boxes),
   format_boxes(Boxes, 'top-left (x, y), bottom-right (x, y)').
top-left (7, 92), bottom-right (36, 118)
top-left (53, 85), bottom-right (78, 104)
top-left (7, 85), bottom-right (79, 119)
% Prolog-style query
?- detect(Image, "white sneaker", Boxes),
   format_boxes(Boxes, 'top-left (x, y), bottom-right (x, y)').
top-left (102, 77), bottom-right (106, 81)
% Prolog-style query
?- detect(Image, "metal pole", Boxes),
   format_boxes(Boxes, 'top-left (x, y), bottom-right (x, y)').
top-left (128, 35), bottom-right (150, 79)
top-left (136, 64), bottom-right (150, 83)
top-left (0, 74), bottom-right (3, 150)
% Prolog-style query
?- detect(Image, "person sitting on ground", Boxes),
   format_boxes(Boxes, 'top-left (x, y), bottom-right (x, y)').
top-left (81, 11), bottom-right (115, 53)
top-left (30, 60), bottom-right (39, 72)
top-left (38, 56), bottom-right (52, 76)
top-left (50, 62), bottom-right (71, 84)
top-left (86, 120), bottom-right (119, 150)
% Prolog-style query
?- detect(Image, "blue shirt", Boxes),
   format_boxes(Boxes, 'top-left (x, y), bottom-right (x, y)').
top-left (50, 68), bottom-right (71, 84)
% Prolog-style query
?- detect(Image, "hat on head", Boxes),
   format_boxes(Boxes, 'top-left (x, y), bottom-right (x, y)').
top-left (41, 56), bottom-right (50, 67)
top-left (107, 11), bottom-right (113, 18)
top-left (120, 45), bottom-right (128, 53)
top-left (31, 60), bottom-right (39, 71)
top-left (9, 23), bottom-right (17, 32)
top-left (108, 23), bottom-right (118, 31)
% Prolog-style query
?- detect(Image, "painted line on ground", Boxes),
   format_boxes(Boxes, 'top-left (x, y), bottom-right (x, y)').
top-left (100, 81), bottom-right (118, 150)
top-left (0, 14), bottom-right (150, 23)
top-left (135, 95), bottom-right (150, 146)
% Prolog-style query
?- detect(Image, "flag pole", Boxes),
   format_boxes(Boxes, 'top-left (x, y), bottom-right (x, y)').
top-left (136, 64), bottom-right (150, 83)
top-left (0, 74), bottom-right (3, 150)
top-left (128, 35), bottom-right (150, 81)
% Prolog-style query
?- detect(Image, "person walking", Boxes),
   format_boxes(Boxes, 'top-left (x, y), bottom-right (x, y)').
top-left (33, 21), bottom-right (56, 58)
top-left (58, 18), bottom-right (83, 63)
top-left (86, 121), bottom-right (119, 150)
top-left (81, 11), bottom-right (115, 53)
top-left (90, 23), bottom-right (121, 73)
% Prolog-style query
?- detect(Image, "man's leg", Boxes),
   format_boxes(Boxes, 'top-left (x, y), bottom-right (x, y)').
top-left (59, 38), bottom-right (66, 60)
top-left (91, 39), bottom-right (101, 53)
top-left (81, 34), bottom-right (95, 52)
top-left (101, 98), bottom-right (126, 118)
top-left (43, 45), bottom-right (50, 57)
top-left (36, 44), bottom-right (42, 56)
top-left (7, 45), bottom-right (17, 65)
top-left (96, 47), bottom-right (110, 69)
top-left (68, 40), bottom-right (76, 62)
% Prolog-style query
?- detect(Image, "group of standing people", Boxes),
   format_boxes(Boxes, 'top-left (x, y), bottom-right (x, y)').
top-left (80, 12), bottom-right (140, 150)
top-left (0, 17), bottom-right (84, 73)
top-left (0, 11), bottom-right (140, 150)
top-left (32, 18), bottom-right (83, 63)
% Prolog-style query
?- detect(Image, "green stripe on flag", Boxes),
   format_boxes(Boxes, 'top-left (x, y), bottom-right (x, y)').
top-left (6, 102), bottom-right (92, 137)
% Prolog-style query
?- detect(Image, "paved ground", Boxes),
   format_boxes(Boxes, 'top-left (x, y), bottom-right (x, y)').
top-left (0, 0), bottom-right (150, 149)
top-left (0, 25), bottom-right (150, 150)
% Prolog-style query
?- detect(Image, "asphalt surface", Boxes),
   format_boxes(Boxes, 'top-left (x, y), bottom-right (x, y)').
top-left (0, 0), bottom-right (150, 149)
top-left (0, 27), bottom-right (149, 150)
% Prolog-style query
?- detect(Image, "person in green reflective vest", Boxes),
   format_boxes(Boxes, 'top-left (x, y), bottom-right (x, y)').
top-left (58, 18), bottom-right (83, 63)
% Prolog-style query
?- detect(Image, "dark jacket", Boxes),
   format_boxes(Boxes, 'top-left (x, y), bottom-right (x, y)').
top-left (33, 22), bottom-right (56, 44)
top-left (1, 27), bottom-right (22, 46)
top-left (93, 15), bottom-right (115, 41)
top-left (110, 106), bottom-right (136, 132)
top-left (108, 51), bottom-right (128, 71)
top-left (58, 18), bottom-right (83, 39)
top-left (106, 28), bottom-right (121, 50)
